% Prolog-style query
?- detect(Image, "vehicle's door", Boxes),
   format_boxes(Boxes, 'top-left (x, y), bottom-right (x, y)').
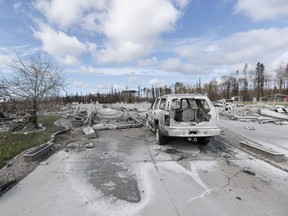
top-left (147, 97), bottom-right (160, 128)
top-left (158, 97), bottom-right (167, 126)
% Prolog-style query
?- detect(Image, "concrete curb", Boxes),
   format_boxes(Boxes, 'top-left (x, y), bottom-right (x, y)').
top-left (240, 140), bottom-right (285, 163)
top-left (23, 119), bottom-right (70, 162)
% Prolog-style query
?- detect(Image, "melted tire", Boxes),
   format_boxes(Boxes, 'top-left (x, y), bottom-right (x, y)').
top-left (156, 128), bottom-right (166, 145)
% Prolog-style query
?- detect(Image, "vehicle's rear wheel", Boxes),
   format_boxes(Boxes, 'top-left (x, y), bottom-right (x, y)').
top-left (197, 137), bottom-right (211, 145)
top-left (156, 128), bottom-right (166, 145)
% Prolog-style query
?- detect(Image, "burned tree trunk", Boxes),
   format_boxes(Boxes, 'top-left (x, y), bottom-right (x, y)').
top-left (30, 99), bottom-right (38, 128)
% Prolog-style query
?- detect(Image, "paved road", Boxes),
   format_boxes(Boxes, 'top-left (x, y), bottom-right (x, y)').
top-left (219, 119), bottom-right (288, 156)
top-left (0, 126), bottom-right (288, 216)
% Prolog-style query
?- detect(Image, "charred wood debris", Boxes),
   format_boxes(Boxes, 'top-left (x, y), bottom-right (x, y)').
top-left (67, 103), bottom-right (148, 135)
top-left (220, 104), bottom-right (288, 125)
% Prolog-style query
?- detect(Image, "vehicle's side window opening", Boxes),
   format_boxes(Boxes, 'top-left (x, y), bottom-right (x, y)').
top-left (195, 99), bottom-right (211, 121)
top-left (151, 99), bottom-right (155, 109)
top-left (181, 99), bottom-right (189, 109)
top-left (153, 98), bottom-right (160, 109)
top-left (171, 99), bottom-right (180, 110)
top-left (189, 99), bottom-right (197, 109)
top-left (159, 98), bottom-right (166, 110)
top-left (171, 99), bottom-right (182, 121)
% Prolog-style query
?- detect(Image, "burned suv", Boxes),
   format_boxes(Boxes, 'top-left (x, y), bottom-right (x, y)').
top-left (147, 94), bottom-right (221, 145)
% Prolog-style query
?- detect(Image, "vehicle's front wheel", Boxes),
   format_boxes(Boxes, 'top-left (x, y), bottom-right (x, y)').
top-left (156, 128), bottom-right (166, 145)
top-left (197, 137), bottom-right (211, 145)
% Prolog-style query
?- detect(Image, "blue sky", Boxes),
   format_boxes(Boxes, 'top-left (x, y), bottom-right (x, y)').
top-left (1, 0), bottom-right (288, 94)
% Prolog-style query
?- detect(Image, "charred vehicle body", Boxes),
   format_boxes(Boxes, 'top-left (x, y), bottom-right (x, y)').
top-left (147, 94), bottom-right (221, 145)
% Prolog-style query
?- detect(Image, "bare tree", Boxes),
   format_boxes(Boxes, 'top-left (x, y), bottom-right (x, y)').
top-left (174, 82), bottom-right (186, 94)
top-left (1, 53), bottom-right (66, 127)
top-left (275, 64), bottom-right (285, 93)
top-left (254, 62), bottom-right (265, 100)
top-left (242, 63), bottom-right (249, 101)
top-left (285, 63), bottom-right (288, 93)
top-left (202, 79), bottom-right (218, 101)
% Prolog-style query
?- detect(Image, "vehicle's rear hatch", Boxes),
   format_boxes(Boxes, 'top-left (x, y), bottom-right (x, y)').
top-left (168, 97), bottom-right (217, 126)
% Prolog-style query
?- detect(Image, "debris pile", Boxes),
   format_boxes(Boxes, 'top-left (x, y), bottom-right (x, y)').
top-left (0, 112), bottom-right (16, 122)
top-left (92, 103), bottom-right (148, 131)
top-left (0, 111), bottom-right (24, 132)
top-left (228, 105), bottom-right (288, 125)
top-left (68, 103), bottom-right (149, 134)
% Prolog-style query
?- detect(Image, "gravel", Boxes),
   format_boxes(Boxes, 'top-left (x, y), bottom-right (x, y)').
top-left (0, 151), bottom-right (39, 196)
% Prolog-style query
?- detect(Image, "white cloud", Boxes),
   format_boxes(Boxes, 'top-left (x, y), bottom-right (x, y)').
top-left (149, 78), bottom-right (166, 86)
top-left (96, 0), bottom-right (182, 63)
top-left (234, 0), bottom-right (288, 21)
top-left (176, 27), bottom-right (288, 69)
top-left (72, 81), bottom-right (89, 88)
top-left (34, 0), bottom-right (106, 29)
top-left (96, 82), bottom-right (112, 90)
top-left (216, 27), bottom-right (288, 64)
top-left (81, 11), bottom-right (105, 32)
top-left (80, 66), bottom-right (169, 76)
top-left (80, 66), bottom-right (102, 74)
top-left (128, 76), bottom-right (137, 83)
top-left (33, 0), bottom-right (189, 64)
top-left (33, 22), bottom-right (87, 65)
top-left (162, 57), bottom-right (181, 70)
top-left (96, 42), bottom-right (149, 63)
top-left (96, 82), bottom-right (124, 91)
top-left (102, 0), bottom-right (179, 44)
top-left (137, 56), bottom-right (159, 66)
top-left (161, 57), bottom-right (197, 74)
top-left (270, 52), bottom-right (288, 70)
top-left (174, 0), bottom-right (191, 9)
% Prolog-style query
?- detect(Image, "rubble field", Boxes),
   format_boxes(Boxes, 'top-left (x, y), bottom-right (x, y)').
top-left (0, 103), bottom-right (288, 202)
top-left (0, 102), bottom-right (149, 196)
